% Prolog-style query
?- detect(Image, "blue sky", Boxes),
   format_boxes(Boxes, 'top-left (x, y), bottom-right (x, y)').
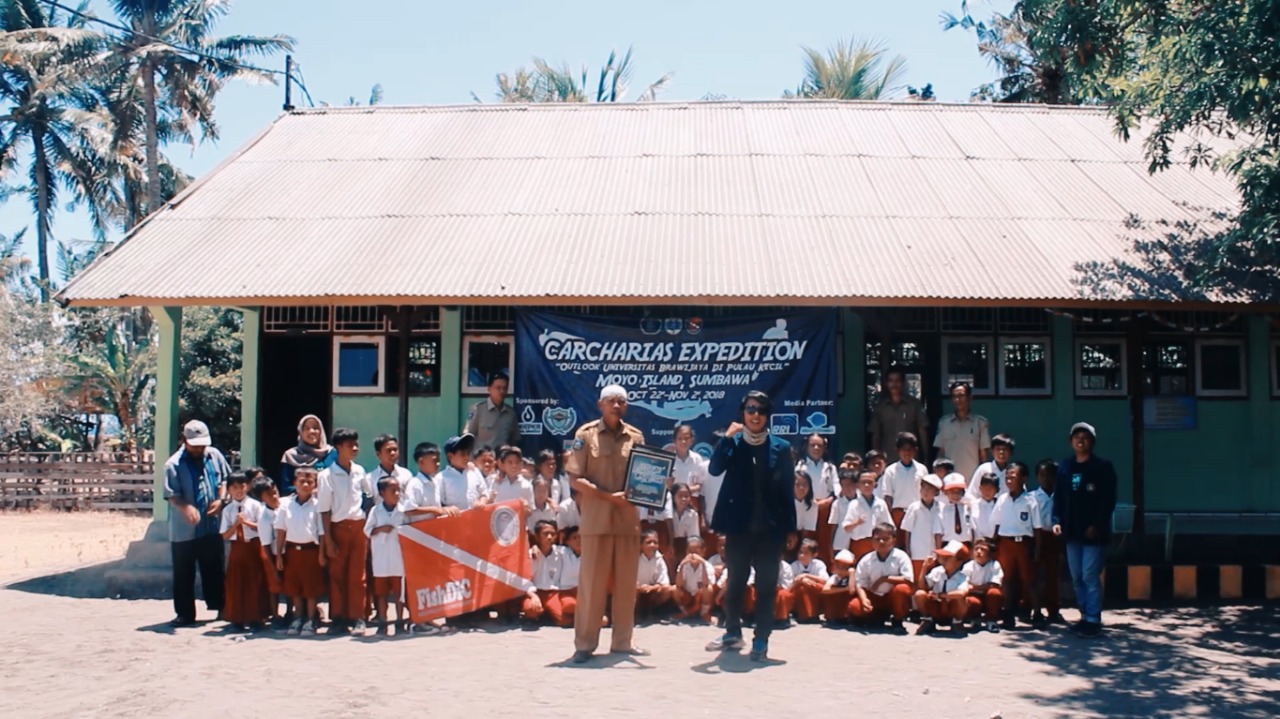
top-left (4, 0), bottom-right (1011, 271)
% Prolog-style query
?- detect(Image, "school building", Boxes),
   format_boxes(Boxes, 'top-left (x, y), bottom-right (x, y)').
top-left (60, 101), bottom-right (1280, 573)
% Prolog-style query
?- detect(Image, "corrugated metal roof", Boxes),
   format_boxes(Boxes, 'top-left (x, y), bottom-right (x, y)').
top-left (60, 101), bottom-right (1245, 307)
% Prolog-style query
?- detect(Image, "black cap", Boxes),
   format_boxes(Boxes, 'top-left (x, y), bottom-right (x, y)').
top-left (444, 433), bottom-right (475, 455)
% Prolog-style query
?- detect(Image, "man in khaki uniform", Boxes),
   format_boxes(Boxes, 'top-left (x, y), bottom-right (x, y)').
top-left (463, 372), bottom-right (519, 449)
top-left (870, 366), bottom-right (930, 462)
top-left (565, 384), bottom-right (648, 663)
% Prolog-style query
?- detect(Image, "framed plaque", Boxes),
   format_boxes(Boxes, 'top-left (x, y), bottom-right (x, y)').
top-left (623, 445), bottom-right (676, 510)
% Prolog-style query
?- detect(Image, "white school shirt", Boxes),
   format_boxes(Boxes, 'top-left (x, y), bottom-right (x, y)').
top-left (403, 471), bottom-right (441, 514)
top-left (828, 494), bottom-right (856, 551)
top-left (437, 464), bottom-right (487, 509)
top-left (940, 496), bottom-right (978, 544)
top-left (368, 464), bottom-right (414, 497)
top-left (883, 461), bottom-right (926, 510)
top-left (673, 507), bottom-right (700, 539)
top-left (901, 499), bottom-right (944, 560)
top-left (795, 499), bottom-right (819, 532)
top-left (673, 452), bottom-right (708, 493)
top-left (967, 460), bottom-right (1010, 500)
top-left (488, 474), bottom-right (534, 508)
top-left (677, 557), bottom-right (711, 594)
top-left (363, 501), bottom-right (410, 578)
top-left (964, 558), bottom-right (1004, 587)
top-left (557, 497), bottom-right (580, 530)
top-left (708, 553), bottom-right (725, 581)
top-left (560, 551), bottom-right (581, 589)
top-left (259, 505), bottom-right (278, 554)
top-left (219, 497), bottom-right (265, 541)
top-left (800, 458), bottom-right (840, 500)
top-left (841, 493), bottom-right (893, 542)
top-left (545, 473), bottom-right (572, 506)
top-left (1030, 488), bottom-right (1054, 530)
top-left (993, 491), bottom-right (1042, 537)
top-left (790, 557), bottom-right (830, 581)
top-left (316, 462), bottom-right (371, 522)
top-left (717, 564), bottom-right (756, 588)
top-left (934, 413), bottom-right (991, 486)
top-left (641, 492), bottom-right (674, 522)
top-left (854, 548), bottom-right (914, 596)
top-left (638, 552), bottom-right (670, 586)
top-left (777, 560), bottom-right (794, 589)
top-left (526, 502), bottom-right (559, 533)
top-left (924, 564), bottom-right (971, 594)
top-left (531, 544), bottom-right (573, 591)
top-left (273, 495), bottom-right (324, 544)
top-left (701, 470), bottom-right (725, 524)
top-left (974, 497), bottom-right (999, 540)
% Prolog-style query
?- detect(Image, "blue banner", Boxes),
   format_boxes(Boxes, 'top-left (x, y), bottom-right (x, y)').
top-left (513, 310), bottom-right (838, 456)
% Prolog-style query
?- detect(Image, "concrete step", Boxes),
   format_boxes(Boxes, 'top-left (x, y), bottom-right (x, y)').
top-left (125, 539), bottom-right (172, 568)
top-left (143, 520), bottom-right (168, 542)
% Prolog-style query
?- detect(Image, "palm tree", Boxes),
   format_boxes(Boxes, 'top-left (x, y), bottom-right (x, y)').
top-left (106, 0), bottom-right (293, 219)
top-left (785, 37), bottom-right (908, 100)
top-left (487, 46), bottom-right (672, 103)
top-left (0, 0), bottom-right (111, 301)
top-left (941, 1), bottom-right (1086, 104)
top-left (64, 315), bottom-right (155, 450)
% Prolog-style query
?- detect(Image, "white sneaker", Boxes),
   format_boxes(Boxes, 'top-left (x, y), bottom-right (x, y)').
top-left (287, 619), bottom-right (303, 636)
top-left (351, 619), bottom-right (367, 637)
top-left (301, 621), bottom-right (315, 636)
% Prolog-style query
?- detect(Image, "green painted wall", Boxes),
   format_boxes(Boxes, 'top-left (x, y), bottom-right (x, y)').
top-left (152, 306), bottom-right (183, 518)
top-left (332, 395), bottom-right (463, 463)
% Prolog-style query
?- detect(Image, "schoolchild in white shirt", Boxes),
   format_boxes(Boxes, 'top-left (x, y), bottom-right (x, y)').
top-left (404, 442), bottom-right (457, 521)
top-left (556, 491), bottom-right (581, 542)
top-left (363, 475), bottom-right (411, 635)
top-left (968, 434), bottom-right (1015, 500)
top-left (882, 433), bottom-right (927, 533)
top-left (901, 475), bottom-right (944, 588)
top-left (674, 535), bottom-right (715, 622)
top-left (940, 474), bottom-right (977, 545)
top-left (973, 473), bottom-right (1001, 542)
top-left (636, 529), bottom-right (674, 619)
top-left (526, 476), bottom-right (559, 535)
top-left (827, 468), bottom-right (860, 563)
top-left (1031, 458), bottom-right (1064, 625)
top-left (523, 520), bottom-right (578, 627)
top-left (849, 523), bottom-right (915, 632)
top-left (794, 469), bottom-right (820, 537)
top-left (670, 483), bottom-right (701, 564)
top-left (914, 541), bottom-right (972, 635)
top-left (273, 467), bottom-right (327, 637)
top-left (841, 470), bottom-right (894, 562)
top-left (249, 475), bottom-right (284, 622)
top-left (438, 434), bottom-right (488, 511)
top-left (485, 446), bottom-right (534, 510)
top-left (788, 538), bottom-right (830, 623)
top-left (963, 539), bottom-right (1005, 632)
top-left (533, 449), bottom-right (571, 506)
top-left (316, 428), bottom-right (371, 635)
top-left (992, 461), bottom-right (1041, 629)
top-left (368, 433), bottom-right (414, 505)
top-left (219, 471), bottom-right (268, 629)
top-left (821, 549), bottom-right (856, 623)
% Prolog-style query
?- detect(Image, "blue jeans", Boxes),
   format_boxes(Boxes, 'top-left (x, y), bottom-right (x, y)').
top-left (1065, 542), bottom-right (1106, 624)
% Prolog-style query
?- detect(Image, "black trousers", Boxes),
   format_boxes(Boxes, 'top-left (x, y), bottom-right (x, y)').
top-left (723, 531), bottom-right (785, 642)
top-left (171, 534), bottom-right (225, 621)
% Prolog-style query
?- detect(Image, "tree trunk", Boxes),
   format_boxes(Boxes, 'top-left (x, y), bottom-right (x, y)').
top-left (31, 127), bottom-right (52, 303)
top-left (142, 58), bottom-right (162, 217)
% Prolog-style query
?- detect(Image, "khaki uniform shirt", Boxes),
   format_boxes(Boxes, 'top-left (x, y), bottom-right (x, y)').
top-left (564, 419), bottom-right (645, 536)
top-left (464, 399), bottom-right (520, 448)
top-left (870, 395), bottom-right (929, 459)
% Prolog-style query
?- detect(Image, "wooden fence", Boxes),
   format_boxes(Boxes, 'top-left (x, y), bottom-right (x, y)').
top-left (0, 452), bottom-right (155, 511)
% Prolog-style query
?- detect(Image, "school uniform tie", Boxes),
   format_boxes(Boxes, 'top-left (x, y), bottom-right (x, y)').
top-left (953, 505), bottom-right (962, 535)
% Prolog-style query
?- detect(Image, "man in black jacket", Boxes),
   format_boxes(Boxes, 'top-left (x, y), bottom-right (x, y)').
top-left (704, 390), bottom-right (797, 661)
top-left (1052, 422), bottom-right (1117, 638)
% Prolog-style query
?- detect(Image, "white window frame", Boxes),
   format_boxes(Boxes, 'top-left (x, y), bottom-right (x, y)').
top-left (332, 335), bottom-right (385, 394)
top-left (940, 336), bottom-right (996, 396)
top-left (1075, 338), bottom-right (1128, 397)
top-left (998, 336), bottom-right (1052, 396)
top-left (1195, 338), bottom-right (1247, 398)
top-left (461, 334), bottom-right (515, 395)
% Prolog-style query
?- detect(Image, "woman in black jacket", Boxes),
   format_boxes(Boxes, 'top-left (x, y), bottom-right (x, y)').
top-left (705, 390), bottom-right (797, 661)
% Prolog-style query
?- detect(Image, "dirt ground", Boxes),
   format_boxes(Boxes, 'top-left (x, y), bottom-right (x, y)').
top-left (0, 514), bottom-right (1276, 719)
top-left (0, 511), bottom-right (151, 583)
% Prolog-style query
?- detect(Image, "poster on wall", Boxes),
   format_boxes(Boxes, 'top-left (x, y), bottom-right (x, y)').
top-left (513, 309), bottom-right (839, 456)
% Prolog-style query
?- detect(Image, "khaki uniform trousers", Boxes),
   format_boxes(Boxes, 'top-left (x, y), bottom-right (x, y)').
top-left (574, 533), bottom-right (640, 653)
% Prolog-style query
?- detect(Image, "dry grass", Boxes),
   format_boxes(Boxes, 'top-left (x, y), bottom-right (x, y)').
top-left (0, 510), bottom-right (152, 583)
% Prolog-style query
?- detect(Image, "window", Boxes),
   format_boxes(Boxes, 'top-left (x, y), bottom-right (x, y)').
top-left (999, 337), bottom-right (1051, 395)
top-left (1142, 341), bottom-right (1192, 396)
top-left (462, 335), bottom-right (514, 395)
top-left (864, 340), bottom-right (926, 413)
top-left (407, 338), bottom-right (441, 395)
top-left (1076, 339), bottom-right (1127, 396)
top-left (940, 337), bottom-right (994, 396)
top-left (1195, 339), bottom-right (1246, 397)
top-left (332, 336), bottom-right (385, 393)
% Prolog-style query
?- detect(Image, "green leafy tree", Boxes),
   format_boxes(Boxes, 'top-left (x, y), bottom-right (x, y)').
top-left (487, 46), bottom-right (672, 103)
top-left (784, 37), bottom-right (908, 100)
top-left (106, 0), bottom-right (293, 217)
top-left (0, 0), bottom-right (112, 301)
top-left (62, 310), bottom-right (155, 450)
top-left (178, 307), bottom-right (241, 452)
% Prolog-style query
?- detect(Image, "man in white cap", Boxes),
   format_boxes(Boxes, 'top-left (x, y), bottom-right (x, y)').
top-left (163, 419), bottom-right (233, 626)
top-left (1052, 422), bottom-right (1117, 639)
top-left (564, 385), bottom-right (647, 663)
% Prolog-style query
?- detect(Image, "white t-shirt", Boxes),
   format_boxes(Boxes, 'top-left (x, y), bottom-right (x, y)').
top-left (795, 499), bottom-right (819, 532)
top-left (641, 492), bottom-right (674, 522)
top-left (368, 464), bottom-right (414, 498)
top-left (526, 502), bottom-right (559, 533)
top-left (854, 548), bottom-right (914, 595)
top-left (673, 453), bottom-right (708, 492)
top-left (994, 492), bottom-right (1042, 537)
top-left (841, 493), bottom-right (893, 542)
top-left (258, 505), bottom-right (277, 554)
top-left (883, 460), bottom-right (927, 510)
top-left (487, 475), bottom-right (534, 509)
top-left (363, 501), bottom-right (410, 578)
top-left (924, 564), bottom-right (970, 594)
top-left (964, 558), bottom-right (1004, 587)
top-left (901, 499), bottom-right (944, 560)
top-left (437, 464), bottom-right (487, 509)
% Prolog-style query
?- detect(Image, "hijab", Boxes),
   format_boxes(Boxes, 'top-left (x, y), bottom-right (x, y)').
top-left (281, 414), bottom-right (334, 468)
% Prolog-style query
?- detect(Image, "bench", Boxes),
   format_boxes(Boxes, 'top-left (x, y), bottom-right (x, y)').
top-left (1144, 512), bottom-right (1280, 562)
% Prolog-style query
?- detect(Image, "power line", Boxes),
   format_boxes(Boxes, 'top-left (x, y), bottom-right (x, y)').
top-left (36, 0), bottom-right (313, 107)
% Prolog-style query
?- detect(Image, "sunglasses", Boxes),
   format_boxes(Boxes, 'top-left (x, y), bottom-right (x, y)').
top-left (743, 405), bottom-right (764, 415)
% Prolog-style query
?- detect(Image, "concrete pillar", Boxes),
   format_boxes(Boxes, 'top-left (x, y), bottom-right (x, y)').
top-left (151, 306), bottom-right (183, 518)
top-left (239, 307), bottom-right (261, 468)
top-left (441, 307), bottom-right (463, 429)
top-left (1247, 315), bottom-right (1269, 511)
top-left (838, 309), bottom-right (866, 451)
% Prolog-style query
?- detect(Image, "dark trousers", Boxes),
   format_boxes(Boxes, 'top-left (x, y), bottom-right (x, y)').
top-left (723, 531), bottom-right (785, 642)
top-left (171, 534), bottom-right (225, 621)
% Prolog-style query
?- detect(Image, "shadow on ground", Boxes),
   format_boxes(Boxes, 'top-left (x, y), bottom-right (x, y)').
top-left (5, 560), bottom-right (173, 599)
top-left (1007, 606), bottom-right (1280, 719)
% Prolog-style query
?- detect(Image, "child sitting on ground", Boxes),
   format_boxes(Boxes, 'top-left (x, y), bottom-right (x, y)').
top-left (636, 529), bottom-right (674, 619)
top-left (523, 520), bottom-right (577, 627)
top-left (789, 538), bottom-right (830, 623)
top-left (914, 541), bottom-right (972, 635)
top-left (674, 535), bottom-right (715, 623)
top-left (964, 539), bottom-right (1004, 633)
top-left (849, 523), bottom-right (915, 633)
top-left (820, 549), bottom-right (856, 624)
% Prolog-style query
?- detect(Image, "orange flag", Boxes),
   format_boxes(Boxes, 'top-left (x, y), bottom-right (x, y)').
top-left (400, 500), bottom-right (532, 623)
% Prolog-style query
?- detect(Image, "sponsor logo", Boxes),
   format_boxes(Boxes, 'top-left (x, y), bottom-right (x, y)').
top-left (542, 406), bottom-right (578, 436)
top-left (686, 317), bottom-right (703, 335)
top-left (640, 316), bottom-right (662, 335)
top-left (518, 405), bottom-right (544, 436)
top-left (770, 413), bottom-right (800, 435)
top-left (801, 411), bottom-right (836, 434)
top-left (490, 506), bottom-right (521, 547)
top-left (416, 579), bottom-right (473, 611)
top-left (663, 317), bottom-right (683, 335)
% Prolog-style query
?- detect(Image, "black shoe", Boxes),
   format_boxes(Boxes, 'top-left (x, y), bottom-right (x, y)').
top-left (890, 619), bottom-right (907, 635)
top-left (1076, 622), bottom-right (1103, 638)
top-left (571, 650), bottom-right (593, 664)
top-left (916, 619), bottom-right (936, 636)
top-left (1047, 612), bottom-right (1067, 624)
top-left (168, 616), bottom-right (195, 628)
top-left (986, 621), bottom-right (1001, 634)
top-left (748, 638), bottom-right (768, 661)
top-left (1068, 620), bottom-right (1087, 635)
top-left (1001, 617), bottom-right (1017, 631)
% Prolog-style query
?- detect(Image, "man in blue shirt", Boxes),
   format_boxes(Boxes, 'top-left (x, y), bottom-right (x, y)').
top-left (164, 420), bottom-right (232, 627)
top-left (1052, 422), bottom-right (1117, 639)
